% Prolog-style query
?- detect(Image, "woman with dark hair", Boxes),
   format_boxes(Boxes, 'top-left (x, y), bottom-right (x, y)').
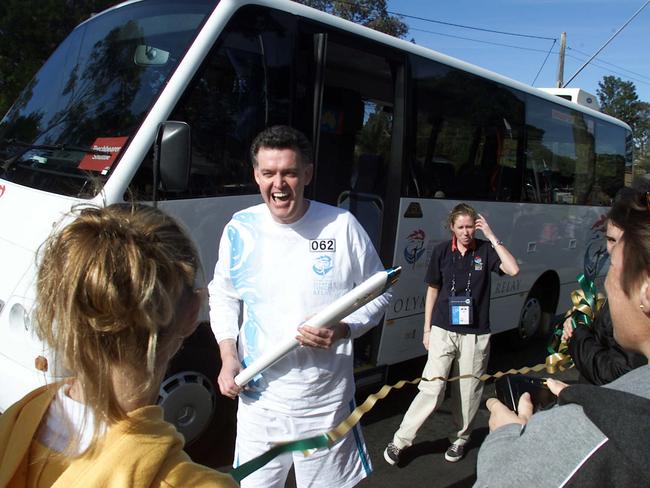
top-left (476, 191), bottom-right (650, 487)
top-left (561, 216), bottom-right (645, 385)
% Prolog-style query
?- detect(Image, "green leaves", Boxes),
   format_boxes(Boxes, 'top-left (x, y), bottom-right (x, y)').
top-left (0, 0), bottom-right (116, 116)
top-left (295, 0), bottom-right (408, 38)
top-left (598, 76), bottom-right (650, 177)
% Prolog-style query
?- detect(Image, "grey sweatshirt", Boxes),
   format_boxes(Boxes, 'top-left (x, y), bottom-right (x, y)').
top-left (474, 364), bottom-right (650, 487)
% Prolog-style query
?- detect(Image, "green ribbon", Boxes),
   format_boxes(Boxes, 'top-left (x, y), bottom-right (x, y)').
top-left (546, 273), bottom-right (605, 368)
top-left (228, 363), bottom-right (557, 483)
top-left (229, 435), bottom-right (330, 483)
top-left (230, 275), bottom-right (605, 483)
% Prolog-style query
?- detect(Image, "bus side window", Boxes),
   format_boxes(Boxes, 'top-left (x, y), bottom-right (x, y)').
top-left (128, 6), bottom-right (295, 200)
top-left (316, 87), bottom-right (364, 205)
top-left (409, 54), bottom-right (525, 202)
top-left (340, 153), bottom-right (385, 250)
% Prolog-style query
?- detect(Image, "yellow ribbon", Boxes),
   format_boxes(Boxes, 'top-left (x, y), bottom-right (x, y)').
top-left (546, 273), bottom-right (606, 370)
top-left (234, 358), bottom-right (570, 481)
top-left (328, 362), bottom-right (551, 442)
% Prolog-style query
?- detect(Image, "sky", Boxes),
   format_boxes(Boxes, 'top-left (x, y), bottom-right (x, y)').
top-left (386, 0), bottom-right (650, 103)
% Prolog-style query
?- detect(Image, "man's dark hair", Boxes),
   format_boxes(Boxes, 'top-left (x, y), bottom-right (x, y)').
top-left (607, 190), bottom-right (650, 296)
top-left (250, 125), bottom-right (313, 167)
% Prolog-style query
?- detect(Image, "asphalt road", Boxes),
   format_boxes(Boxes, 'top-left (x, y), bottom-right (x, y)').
top-left (293, 334), bottom-right (577, 488)
top-left (206, 333), bottom-right (578, 487)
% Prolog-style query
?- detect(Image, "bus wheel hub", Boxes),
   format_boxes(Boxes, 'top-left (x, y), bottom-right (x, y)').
top-left (158, 372), bottom-right (216, 444)
top-left (519, 297), bottom-right (542, 339)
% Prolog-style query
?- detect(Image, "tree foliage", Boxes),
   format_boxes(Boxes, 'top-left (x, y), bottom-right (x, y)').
top-left (0, 0), bottom-right (407, 117)
top-left (295, 0), bottom-right (408, 38)
top-left (597, 75), bottom-right (650, 177)
top-left (0, 0), bottom-right (116, 116)
top-left (597, 76), bottom-right (643, 131)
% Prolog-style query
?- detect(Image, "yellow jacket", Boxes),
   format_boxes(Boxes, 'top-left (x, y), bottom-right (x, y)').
top-left (0, 385), bottom-right (238, 488)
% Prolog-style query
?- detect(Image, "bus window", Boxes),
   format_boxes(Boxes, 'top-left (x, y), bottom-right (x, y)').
top-left (594, 121), bottom-right (626, 204)
top-left (409, 54), bottom-right (524, 201)
top-left (0, 0), bottom-right (213, 198)
top-left (129, 6), bottom-right (296, 200)
top-left (312, 39), bottom-right (396, 250)
top-left (525, 97), bottom-right (596, 205)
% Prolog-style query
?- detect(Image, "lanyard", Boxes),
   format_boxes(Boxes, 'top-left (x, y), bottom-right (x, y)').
top-left (450, 247), bottom-right (473, 297)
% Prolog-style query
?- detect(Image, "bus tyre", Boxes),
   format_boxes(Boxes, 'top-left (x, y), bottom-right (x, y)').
top-left (162, 323), bottom-right (237, 468)
top-left (158, 371), bottom-right (216, 445)
top-left (509, 288), bottom-right (544, 347)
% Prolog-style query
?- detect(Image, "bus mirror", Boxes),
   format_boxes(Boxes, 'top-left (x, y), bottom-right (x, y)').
top-left (134, 45), bottom-right (170, 66)
top-left (154, 121), bottom-right (191, 194)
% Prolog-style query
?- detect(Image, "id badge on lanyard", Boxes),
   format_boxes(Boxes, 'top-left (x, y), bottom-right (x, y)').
top-left (449, 296), bottom-right (473, 325)
top-left (449, 248), bottom-right (474, 326)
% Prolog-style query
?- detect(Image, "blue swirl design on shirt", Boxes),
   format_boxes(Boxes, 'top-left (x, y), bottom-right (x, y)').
top-left (313, 255), bottom-right (333, 276)
top-left (228, 212), bottom-right (263, 389)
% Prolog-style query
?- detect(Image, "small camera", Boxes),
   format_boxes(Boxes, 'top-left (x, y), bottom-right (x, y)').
top-left (495, 374), bottom-right (556, 414)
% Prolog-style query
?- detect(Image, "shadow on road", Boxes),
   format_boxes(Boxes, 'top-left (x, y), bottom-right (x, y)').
top-left (355, 333), bottom-right (552, 428)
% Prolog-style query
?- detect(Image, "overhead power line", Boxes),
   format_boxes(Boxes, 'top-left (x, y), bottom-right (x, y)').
top-left (386, 2), bottom-right (649, 89)
top-left (408, 27), bottom-right (554, 53)
top-left (387, 10), bottom-right (556, 41)
top-left (532, 40), bottom-right (557, 86)
top-left (564, 52), bottom-right (650, 89)
top-left (564, 0), bottom-right (650, 87)
top-left (568, 46), bottom-right (650, 84)
top-left (407, 28), bottom-right (650, 89)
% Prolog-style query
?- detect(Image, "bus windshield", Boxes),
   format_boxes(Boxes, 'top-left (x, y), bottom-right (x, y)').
top-left (0, 0), bottom-right (214, 197)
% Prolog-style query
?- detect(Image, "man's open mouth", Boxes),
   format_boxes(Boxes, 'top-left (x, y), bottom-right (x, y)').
top-left (272, 191), bottom-right (290, 202)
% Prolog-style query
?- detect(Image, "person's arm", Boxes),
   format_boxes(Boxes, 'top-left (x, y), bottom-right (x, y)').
top-left (217, 339), bottom-right (242, 399)
top-left (208, 223), bottom-right (243, 397)
top-left (486, 378), bottom-right (567, 431)
top-left (475, 213), bottom-right (519, 276)
top-left (565, 302), bottom-right (644, 385)
top-left (306, 215), bottom-right (391, 344)
top-left (568, 322), bottom-right (641, 385)
top-left (422, 285), bottom-right (439, 350)
top-left (477, 380), bottom-right (598, 488)
top-left (297, 322), bottom-right (350, 349)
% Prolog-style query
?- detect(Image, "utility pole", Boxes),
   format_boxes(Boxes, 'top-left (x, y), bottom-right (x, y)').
top-left (564, 0), bottom-right (650, 87)
top-left (556, 32), bottom-right (566, 88)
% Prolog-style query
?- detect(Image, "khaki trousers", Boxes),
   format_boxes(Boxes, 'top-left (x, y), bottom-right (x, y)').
top-left (393, 325), bottom-right (491, 448)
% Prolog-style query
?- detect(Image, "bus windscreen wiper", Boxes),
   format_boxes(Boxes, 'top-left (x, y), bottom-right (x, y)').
top-left (1, 138), bottom-right (111, 157)
top-left (1, 138), bottom-right (111, 171)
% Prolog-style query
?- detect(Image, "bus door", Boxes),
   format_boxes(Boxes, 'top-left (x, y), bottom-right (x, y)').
top-left (308, 35), bottom-right (403, 260)
top-left (300, 29), bottom-right (405, 368)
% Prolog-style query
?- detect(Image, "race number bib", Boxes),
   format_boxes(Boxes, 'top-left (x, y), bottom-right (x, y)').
top-left (449, 296), bottom-right (473, 326)
top-left (309, 239), bottom-right (336, 252)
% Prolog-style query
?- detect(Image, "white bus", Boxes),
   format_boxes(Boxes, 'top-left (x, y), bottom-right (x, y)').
top-left (0, 0), bottom-right (631, 462)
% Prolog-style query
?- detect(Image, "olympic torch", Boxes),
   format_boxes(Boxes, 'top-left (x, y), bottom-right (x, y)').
top-left (234, 266), bottom-right (401, 387)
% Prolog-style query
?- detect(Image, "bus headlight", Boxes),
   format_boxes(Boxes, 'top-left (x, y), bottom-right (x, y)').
top-left (9, 302), bottom-right (33, 333)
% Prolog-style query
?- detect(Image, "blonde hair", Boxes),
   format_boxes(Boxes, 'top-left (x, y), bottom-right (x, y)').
top-left (447, 203), bottom-right (478, 228)
top-left (35, 203), bottom-right (200, 452)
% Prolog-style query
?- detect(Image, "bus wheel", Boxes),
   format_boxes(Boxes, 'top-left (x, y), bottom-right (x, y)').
top-left (158, 371), bottom-right (216, 445)
top-left (163, 323), bottom-right (237, 468)
top-left (509, 289), bottom-right (543, 347)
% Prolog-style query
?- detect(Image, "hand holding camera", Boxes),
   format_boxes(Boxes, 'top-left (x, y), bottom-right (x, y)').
top-left (486, 376), bottom-right (568, 432)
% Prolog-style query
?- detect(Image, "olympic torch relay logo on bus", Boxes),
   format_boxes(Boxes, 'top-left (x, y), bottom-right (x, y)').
top-left (404, 229), bottom-right (426, 266)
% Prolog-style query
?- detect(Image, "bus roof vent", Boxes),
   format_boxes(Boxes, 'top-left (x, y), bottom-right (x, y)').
top-left (539, 87), bottom-right (600, 111)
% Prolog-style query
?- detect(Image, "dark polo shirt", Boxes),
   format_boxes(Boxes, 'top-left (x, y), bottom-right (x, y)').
top-left (425, 238), bottom-right (503, 334)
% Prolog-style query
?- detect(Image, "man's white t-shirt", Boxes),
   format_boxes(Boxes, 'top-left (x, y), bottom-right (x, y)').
top-left (209, 201), bottom-right (390, 415)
